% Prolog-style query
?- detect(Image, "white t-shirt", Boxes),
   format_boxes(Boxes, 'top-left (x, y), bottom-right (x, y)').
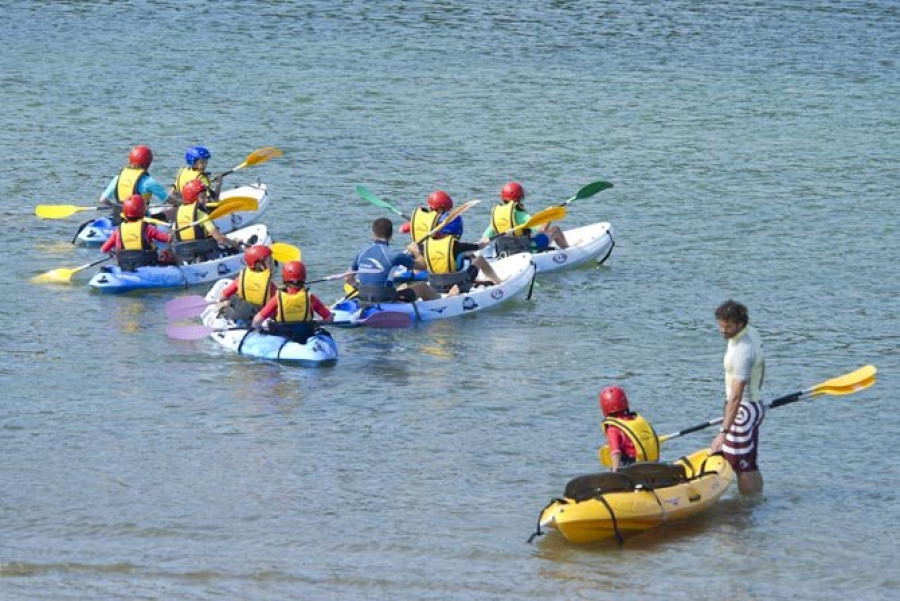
top-left (724, 324), bottom-right (765, 403)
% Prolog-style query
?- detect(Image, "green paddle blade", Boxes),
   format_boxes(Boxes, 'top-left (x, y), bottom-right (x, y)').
top-left (575, 180), bottom-right (614, 199)
top-left (356, 185), bottom-right (407, 218)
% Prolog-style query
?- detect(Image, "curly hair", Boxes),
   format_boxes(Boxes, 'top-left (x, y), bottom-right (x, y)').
top-left (715, 299), bottom-right (749, 327)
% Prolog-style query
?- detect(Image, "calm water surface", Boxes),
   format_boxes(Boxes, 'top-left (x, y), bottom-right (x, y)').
top-left (1, 1), bottom-right (897, 600)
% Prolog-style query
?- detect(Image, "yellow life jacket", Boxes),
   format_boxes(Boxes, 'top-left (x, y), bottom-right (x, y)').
top-left (119, 220), bottom-right (150, 251)
top-left (237, 268), bottom-right (273, 306)
top-left (116, 166), bottom-right (149, 202)
top-left (490, 203), bottom-right (526, 237)
top-left (174, 167), bottom-right (212, 192)
top-left (423, 236), bottom-right (457, 274)
top-left (601, 413), bottom-right (660, 462)
top-left (175, 204), bottom-right (209, 242)
top-left (410, 207), bottom-right (439, 244)
top-left (276, 288), bottom-right (313, 323)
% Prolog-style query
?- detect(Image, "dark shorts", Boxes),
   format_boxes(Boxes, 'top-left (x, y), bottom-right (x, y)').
top-left (722, 401), bottom-right (765, 473)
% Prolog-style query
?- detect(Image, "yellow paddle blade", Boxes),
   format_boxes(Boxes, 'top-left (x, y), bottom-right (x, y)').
top-left (271, 242), bottom-right (301, 262)
top-left (812, 376), bottom-right (877, 397)
top-left (205, 195), bottom-right (259, 210)
top-left (233, 146), bottom-right (282, 171)
top-left (31, 267), bottom-right (79, 284)
top-left (598, 445), bottom-right (613, 468)
top-left (207, 198), bottom-right (258, 220)
top-left (811, 365), bottom-right (877, 393)
top-left (31, 255), bottom-right (114, 284)
top-left (35, 204), bottom-right (99, 219)
top-left (506, 206), bottom-right (567, 235)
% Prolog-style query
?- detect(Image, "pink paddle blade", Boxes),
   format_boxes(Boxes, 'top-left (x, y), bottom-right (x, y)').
top-left (165, 295), bottom-right (212, 320)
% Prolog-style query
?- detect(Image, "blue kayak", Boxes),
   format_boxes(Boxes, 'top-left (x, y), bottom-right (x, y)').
top-left (88, 225), bottom-right (270, 293)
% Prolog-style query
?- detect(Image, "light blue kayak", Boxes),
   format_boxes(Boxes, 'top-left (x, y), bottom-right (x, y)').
top-left (199, 279), bottom-right (339, 366)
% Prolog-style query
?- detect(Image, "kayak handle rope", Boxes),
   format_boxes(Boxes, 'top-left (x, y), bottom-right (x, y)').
top-left (597, 237), bottom-right (615, 267)
top-left (527, 498), bottom-right (567, 544)
top-left (526, 263), bottom-right (538, 301)
top-left (595, 494), bottom-right (625, 547)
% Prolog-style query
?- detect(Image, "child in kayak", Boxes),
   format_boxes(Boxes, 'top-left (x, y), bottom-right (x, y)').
top-left (100, 195), bottom-right (173, 271)
top-left (599, 386), bottom-right (660, 472)
top-left (479, 181), bottom-right (569, 256)
top-left (220, 245), bottom-right (278, 324)
top-left (252, 260), bottom-right (333, 343)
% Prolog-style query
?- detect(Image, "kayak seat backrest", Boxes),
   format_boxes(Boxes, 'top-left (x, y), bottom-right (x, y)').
top-left (493, 235), bottom-right (532, 258)
top-left (115, 249), bottom-right (157, 272)
top-left (172, 239), bottom-right (222, 264)
top-left (620, 462), bottom-right (688, 490)
top-left (564, 472), bottom-right (635, 502)
top-left (427, 264), bottom-right (478, 294)
top-left (222, 297), bottom-right (259, 324)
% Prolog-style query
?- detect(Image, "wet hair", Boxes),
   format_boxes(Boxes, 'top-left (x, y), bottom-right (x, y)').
top-left (715, 300), bottom-right (749, 327)
top-left (372, 217), bottom-right (393, 239)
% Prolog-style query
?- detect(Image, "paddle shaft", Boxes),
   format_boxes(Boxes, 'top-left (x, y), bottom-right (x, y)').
top-left (659, 384), bottom-right (864, 443)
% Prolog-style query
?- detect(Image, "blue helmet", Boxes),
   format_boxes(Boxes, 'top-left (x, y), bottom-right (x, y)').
top-left (184, 145), bottom-right (211, 167)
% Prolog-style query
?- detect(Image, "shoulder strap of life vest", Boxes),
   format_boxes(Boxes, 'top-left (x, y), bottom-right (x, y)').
top-left (602, 413), bottom-right (660, 462)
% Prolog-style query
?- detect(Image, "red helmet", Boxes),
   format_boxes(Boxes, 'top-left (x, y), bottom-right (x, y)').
top-left (599, 386), bottom-right (629, 417)
top-left (121, 194), bottom-right (145, 219)
top-left (282, 261), bottom-right (306, 284)
top-left (181, 179), bottom-right (207, 204)
top-left (501, 181), bottom-right (525, 202)
top-left (244, 245), bottom-right (272, 269)
top-left (427, 190), bottom-right (453, 212)
top-left (128, 145), bottom-right (153, 168)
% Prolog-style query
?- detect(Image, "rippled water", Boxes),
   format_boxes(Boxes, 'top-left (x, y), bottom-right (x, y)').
top-left (1, 1), bottom-right (897, 599)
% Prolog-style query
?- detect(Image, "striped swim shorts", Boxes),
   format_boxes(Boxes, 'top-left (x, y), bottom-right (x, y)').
top-left (722, 401), bottom-right (765, 473)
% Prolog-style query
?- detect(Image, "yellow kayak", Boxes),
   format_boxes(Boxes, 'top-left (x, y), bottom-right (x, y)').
top-left (533, 448), bottom-right (732, 544)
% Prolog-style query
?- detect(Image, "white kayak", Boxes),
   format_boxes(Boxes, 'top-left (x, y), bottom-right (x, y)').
top-left (200, 279), bottom-right (339, 366)
top-left (73, 183), bottom-right (271, 246)
top-left (88, 225), bottom-right (271, 293)
top-left (481, 221), bottom-right (615, 273)
top-left (330, 252), bottom-right (536, 325)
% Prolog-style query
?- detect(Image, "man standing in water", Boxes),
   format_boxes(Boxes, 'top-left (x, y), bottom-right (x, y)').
top-left (711, 300), bottom-right (765, 494)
